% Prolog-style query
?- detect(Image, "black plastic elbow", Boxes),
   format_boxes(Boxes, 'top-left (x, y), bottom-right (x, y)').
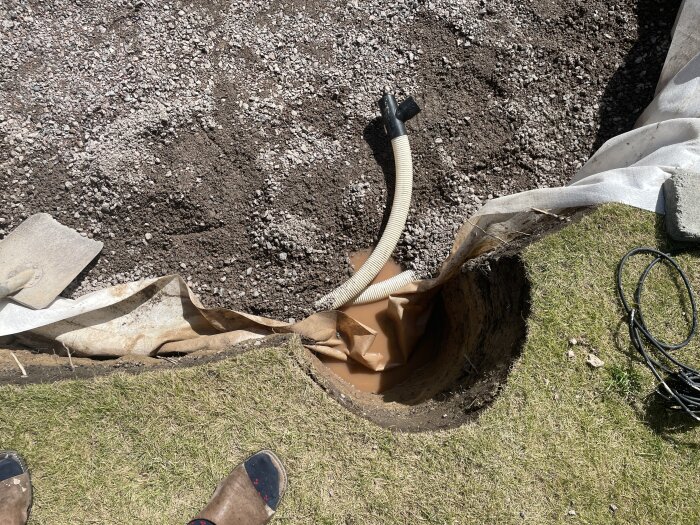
top-left (378, 94), bottom-right (421, 140)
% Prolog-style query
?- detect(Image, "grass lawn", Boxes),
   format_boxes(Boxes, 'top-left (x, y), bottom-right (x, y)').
top-left (2, 203), bottom-right (700, 524)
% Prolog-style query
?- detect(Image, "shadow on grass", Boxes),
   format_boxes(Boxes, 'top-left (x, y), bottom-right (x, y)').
top-left (641, 394), bottom-right (700, 446)
top-left (613, 318), bottom-right (700, 440)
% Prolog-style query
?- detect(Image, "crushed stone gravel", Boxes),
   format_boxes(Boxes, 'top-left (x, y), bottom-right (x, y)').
top-left (0, 0), bottom-right (680, 319)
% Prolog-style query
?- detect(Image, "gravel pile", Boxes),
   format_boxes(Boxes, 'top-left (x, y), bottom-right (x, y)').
top-left (0, 0), bottom-right (679, 320)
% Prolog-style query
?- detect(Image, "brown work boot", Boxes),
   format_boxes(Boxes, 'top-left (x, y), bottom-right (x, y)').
top-left (188, 450), bottom-right (287, 525)
top-left (0, 451), bottom-right (32, 525)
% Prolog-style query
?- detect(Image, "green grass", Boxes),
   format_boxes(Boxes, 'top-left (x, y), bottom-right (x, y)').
top-left (604, 363), bottom-right (644, 400)
top-left (2, 203), bottom-right (700, 524)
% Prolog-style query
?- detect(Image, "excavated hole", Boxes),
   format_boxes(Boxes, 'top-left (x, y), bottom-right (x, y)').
top-left (300, 252), bottom-right (530, 432)
top-left (301, 209), bottom-right (587, 431)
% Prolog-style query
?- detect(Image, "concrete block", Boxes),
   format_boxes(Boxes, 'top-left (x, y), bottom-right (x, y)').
top-left (664, 170), bottom-right (700, 243)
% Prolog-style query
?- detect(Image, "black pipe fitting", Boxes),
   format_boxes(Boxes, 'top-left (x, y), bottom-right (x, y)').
top-left (378, 94), bottom-right (421, 140)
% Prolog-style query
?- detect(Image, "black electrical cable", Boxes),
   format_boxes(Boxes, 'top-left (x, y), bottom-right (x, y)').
top-left (616, 247), bottom-right (700, 420)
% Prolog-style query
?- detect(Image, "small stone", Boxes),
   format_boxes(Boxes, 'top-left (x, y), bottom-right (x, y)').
top-left (278, 252), bottom-right (288, 261)
top-left (566, 349), bottom-right (575, 360)
top-left (609, 504), bottom-right (618, 512)
top-left (568, 509), bottom-right (576, 516)
top-left (144, 232), bottom-right (153, 241)
top-left (179, 262), bottom-right (187, 269)
top-left (64, 181), bottom-right (73, 189)
top-left (568, 338), bottom-right (578, 346)
top-left (586, 353), bottom-right (604, 368)
top-left (435, 137), bottom-right (444, 144)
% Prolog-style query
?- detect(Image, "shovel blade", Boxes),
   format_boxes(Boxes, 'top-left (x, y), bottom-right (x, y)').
top-left (0, 213), bottom-right (103, 309)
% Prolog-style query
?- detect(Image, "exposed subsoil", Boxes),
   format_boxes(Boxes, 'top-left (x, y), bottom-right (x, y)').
top-left (0, 0), bottom-right (680, 322)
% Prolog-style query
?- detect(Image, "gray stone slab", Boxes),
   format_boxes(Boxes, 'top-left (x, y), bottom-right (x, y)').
top-left (664, 170), bottom-right (700, 243)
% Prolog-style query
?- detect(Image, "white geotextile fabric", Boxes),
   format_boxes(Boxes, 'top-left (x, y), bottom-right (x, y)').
top-left (0, 0), bottom-right (699, 369)
top-left (478, 0), bottom-right (700, 217)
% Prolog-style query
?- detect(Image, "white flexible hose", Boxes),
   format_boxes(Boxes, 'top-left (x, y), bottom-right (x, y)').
top-left (315, 135), bottom-right (413, 310)
top-left (350, 270), bottom-right (417, 305)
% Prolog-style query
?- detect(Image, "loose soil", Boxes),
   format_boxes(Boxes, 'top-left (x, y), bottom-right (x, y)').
top-left (0, 0), bottom-right (680, 323)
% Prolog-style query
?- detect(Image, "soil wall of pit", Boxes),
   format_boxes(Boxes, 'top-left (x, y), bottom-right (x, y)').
top-left (304, 252), bottom-right (530, 431)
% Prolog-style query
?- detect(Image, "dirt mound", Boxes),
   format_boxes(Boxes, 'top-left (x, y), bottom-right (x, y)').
top-left (0, 0), bottom-right (679, 321)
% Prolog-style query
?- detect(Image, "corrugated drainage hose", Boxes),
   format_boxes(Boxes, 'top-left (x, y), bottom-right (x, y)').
top-left (315, 94), bottom-right (420, 310)
top-left (350, 270), bottom-right (418, 306)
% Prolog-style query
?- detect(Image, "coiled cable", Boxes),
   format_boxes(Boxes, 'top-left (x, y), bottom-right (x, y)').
top-left (617, 247), bottom-right (699, 420)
